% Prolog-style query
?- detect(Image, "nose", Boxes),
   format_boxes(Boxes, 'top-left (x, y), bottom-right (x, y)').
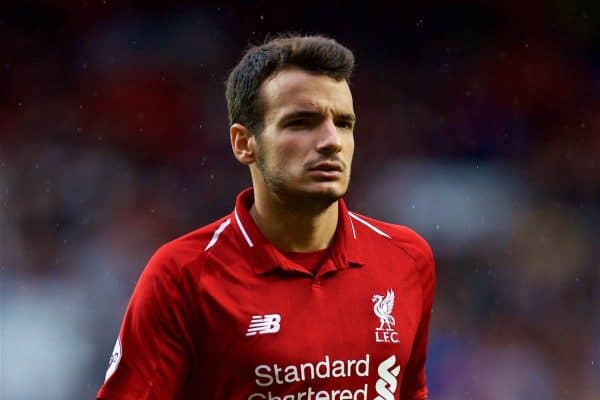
top-left (316, 119), bottom-right (342, 154)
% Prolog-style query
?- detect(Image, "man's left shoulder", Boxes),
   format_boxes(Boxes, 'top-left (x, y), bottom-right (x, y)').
top-left (349, 211), bottom-right (434, 268)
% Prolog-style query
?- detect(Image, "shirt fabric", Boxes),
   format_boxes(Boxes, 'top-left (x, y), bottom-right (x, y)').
top-left (281, 248), bottom-right (329, 274)
top-left (97, 188), bottom-right (435, 400)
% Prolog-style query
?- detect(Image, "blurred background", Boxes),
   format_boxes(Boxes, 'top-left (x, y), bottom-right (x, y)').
top-left (1, 0), bottom-right (598, 398)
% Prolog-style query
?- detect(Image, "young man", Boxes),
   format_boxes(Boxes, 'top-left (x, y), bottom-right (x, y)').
top-left (97, 35), bottom-right (435, 400)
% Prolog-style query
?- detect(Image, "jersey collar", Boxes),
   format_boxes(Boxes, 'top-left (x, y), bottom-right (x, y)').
top-left (231, 187), bottom-right (365, 275)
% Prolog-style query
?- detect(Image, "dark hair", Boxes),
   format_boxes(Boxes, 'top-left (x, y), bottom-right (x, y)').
top-left (225, 34), bottom-right (355, 135)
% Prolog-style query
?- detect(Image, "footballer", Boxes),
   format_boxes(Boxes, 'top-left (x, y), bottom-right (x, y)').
top-left (97, 34), bottom-right (435, 400)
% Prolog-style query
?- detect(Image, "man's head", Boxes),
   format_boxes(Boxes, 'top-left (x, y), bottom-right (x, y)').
top-left (227, 35), bottom-right (356, 207)
top-left (226, 34), bottom-right (355, 136)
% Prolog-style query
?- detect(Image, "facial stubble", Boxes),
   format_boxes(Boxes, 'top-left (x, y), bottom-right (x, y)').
top-left (254, 140), bottom-right (350, 213)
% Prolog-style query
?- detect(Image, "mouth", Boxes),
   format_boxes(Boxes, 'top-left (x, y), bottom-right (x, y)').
top-left (308, 172), bottom-right (342, 182)
top-left (308, 162), bottom-right (343, 173)
top-left (308, 162), bottom-right (344, 180)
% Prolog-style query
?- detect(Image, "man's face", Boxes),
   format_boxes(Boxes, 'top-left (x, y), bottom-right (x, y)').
top-left (253, 67), bottom-right (355, 205)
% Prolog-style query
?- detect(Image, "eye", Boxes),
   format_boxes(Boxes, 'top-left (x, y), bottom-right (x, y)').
top-left (286, 119), bottom-right (305, 127)
top-left (336, 120), bottom-right (354, 129)
top-left (285, 118), bottom-right (315, 129)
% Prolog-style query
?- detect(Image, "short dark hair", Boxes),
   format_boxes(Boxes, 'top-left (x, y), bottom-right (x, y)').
top-left (225, 34), bottom-right (355, 135)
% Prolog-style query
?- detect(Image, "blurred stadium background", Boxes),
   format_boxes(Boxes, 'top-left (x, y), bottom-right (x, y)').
top-left (1, 1), bottom-right (598, 399)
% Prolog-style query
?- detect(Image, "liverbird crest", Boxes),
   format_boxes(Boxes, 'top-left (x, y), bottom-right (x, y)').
top-left (372, 289), bottom-right (396, 331)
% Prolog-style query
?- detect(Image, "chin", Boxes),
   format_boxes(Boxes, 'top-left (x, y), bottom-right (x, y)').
top-left (265, 175), bottom-right (349, 208)
top-left (302, 182), bottom-right (348, 201)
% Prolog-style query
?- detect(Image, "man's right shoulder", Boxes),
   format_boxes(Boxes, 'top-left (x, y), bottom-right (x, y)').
top-left (144, 214), bottom-right (236, 277)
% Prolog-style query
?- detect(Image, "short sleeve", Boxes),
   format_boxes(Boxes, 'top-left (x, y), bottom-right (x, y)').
top-left (97, 246), bottom-right (200, 400)
top-left (398, 230), bottom-right (436, 400)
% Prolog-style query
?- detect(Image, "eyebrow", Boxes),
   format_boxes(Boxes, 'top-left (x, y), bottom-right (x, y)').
top-left (336, 113), bottom-right (357, 123)
top-left (279, 110), bottom-right (356, 124)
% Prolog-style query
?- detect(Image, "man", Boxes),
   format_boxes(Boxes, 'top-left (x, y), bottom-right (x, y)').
top-left (97, 34), bottom-right (435, 400)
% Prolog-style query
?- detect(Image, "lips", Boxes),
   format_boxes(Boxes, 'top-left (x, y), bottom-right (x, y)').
top-left (309, 162), bottom-right (343, 172)
top-left (307, 161), bottom-right (344, 181)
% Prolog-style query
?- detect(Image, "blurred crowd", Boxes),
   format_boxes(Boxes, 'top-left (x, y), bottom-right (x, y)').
top-left (1, 1), bottom-right (598, 399)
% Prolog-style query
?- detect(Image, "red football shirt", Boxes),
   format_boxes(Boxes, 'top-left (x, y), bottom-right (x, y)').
top-left (97, 188), bottom-right (435, 400)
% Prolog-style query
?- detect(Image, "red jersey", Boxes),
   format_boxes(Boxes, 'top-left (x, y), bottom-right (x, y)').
top-left (97, 188), bottom-right (435, 400)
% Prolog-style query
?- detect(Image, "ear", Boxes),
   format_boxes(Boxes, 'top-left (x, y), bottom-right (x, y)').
top-left (230, 123), bottom-right (257, 165)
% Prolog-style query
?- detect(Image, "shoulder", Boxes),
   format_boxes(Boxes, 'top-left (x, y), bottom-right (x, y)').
top-left (350, 211), bottom-right (435, 306)
top-left (349, 211), bottom-right (435, 274)
top-left (143, 215), bottom-right (234, 280)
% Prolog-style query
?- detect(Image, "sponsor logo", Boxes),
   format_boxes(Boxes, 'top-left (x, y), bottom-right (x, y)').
top-left (246, 314), bottom-right (282, 336)
top-left (253, 354), bottom-right (370, 387)
top-left (375, 355), bottom-right (401, 400)
top-left (249, 354), bottom-right (370, 399)
top-left (372, 290), bottom-right (399, 343)
top-left (247, 354), bottom-right (401, 400)
top-left (104, 337), bottom-right (122, 382)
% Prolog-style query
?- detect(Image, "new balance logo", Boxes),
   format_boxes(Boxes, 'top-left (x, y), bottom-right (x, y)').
top-left (246, 314), bottom-right (281, 336)
top-left (375, 354), bottom-right (401, 400)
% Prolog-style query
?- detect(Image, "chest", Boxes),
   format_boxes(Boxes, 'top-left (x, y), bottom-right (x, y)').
top-left (194, 254), bottom-right (423, 397)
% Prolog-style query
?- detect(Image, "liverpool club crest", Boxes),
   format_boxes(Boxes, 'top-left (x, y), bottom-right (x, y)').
top-left (372, 289), bottom-right (399, 343)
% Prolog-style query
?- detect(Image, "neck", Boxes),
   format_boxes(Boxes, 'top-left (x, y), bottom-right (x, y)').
top-left (249, 190), bottom-right (339, 253)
